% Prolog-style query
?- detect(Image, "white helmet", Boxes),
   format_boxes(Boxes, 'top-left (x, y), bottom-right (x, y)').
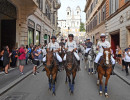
top-left (100, 33), bottom-right (106, 37)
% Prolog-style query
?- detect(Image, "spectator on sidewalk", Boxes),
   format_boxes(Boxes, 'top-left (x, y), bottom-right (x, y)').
top-left (3, 46), bottom-right (12, 74)
top-left (32, 46), bottom-right (40, 75)
top-left (25, 45), bottom-right (29, 65)
top-left (11, 47), bottom-right (18, 67)
top-left (117, 45), bottom-right (122, 65)
top-left (124, 48), bottom-right (130, 76)
top-left (0, 48), bottom-right (4, 71)
top-left (18, 45), bottom-right (26, 75)
top-left (122, 50), bottom-right (126, 71)
top-left (37, 45), bottom-right (43, 61)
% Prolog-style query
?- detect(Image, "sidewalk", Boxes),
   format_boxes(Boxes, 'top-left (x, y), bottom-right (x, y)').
top-left (0, 63), bottom-right (43, 95)
top-left (114, 64), bottom-right (130, 85)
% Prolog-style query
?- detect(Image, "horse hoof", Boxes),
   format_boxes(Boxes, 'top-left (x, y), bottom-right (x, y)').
top-left (99, 91), bottom-right (103, 96)
top-left (52, 92), bottom-right (56, 96)
top-left (88, 72), bottom-right (91, 75)
top-left (105, 93), bottom-right (109, 98)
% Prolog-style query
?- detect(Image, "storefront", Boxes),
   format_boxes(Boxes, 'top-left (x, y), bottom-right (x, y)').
top-left (28, 19), bottom-right (35, 46)
top-left (36, 24), bottom-right (41, 45)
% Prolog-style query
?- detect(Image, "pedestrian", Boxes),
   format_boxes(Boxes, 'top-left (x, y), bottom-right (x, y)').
top-left (18, 45), bottom-right (26, 74)
top-left (11, 47), bottom-right (18, 67)
top-left (124, 48), bottom-right (130, 76)
top-left (117, 45), bottom-right (122, 65)
top-left (0, 48), bottom-right (4, 71)
top-left (37, 45), bottom-right (43, 61)
top-left (25, 45), bottom-right (29, 65)
top-left (122, 50), bottom-right (126, 71)
top-left (32, 46), bottom-right (40, 75)
top-left (3, 46), bottom-right (12, 74)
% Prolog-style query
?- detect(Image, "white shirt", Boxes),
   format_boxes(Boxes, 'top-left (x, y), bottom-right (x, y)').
top-left (65, 41), bottom-right (77, 52)
top-left (47, 42), bottom-right (59, 51)
top-left (124, 52), bottom-right (130, 62)
top-left (97, 40), bottom-right (111, 53)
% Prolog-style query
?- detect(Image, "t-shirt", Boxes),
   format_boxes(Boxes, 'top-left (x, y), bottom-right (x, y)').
top-left (97, 41), bottom-right (111, 53)
top-left (124, 52), bottom-right (130, 62)
top-left (33, 51), bottom-right (38, 60)
top-left (19, 48), bottom-right (26, 60)
top-left (47, 42), bottom-right (59, 51)
top-left (65, 41), bottom-right (77, 52)
top-left (85, 42), bottom-right (93, 48)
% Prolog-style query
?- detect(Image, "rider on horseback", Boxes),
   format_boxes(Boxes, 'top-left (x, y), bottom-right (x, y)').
top-left (85, 37), bottom-right (93, 57)
top-left (94, 33), bottom-right (115, 74)
top-left (43, 36), bottom-right (62, 70)
top-left (63, 34), bottom-right (80, 71)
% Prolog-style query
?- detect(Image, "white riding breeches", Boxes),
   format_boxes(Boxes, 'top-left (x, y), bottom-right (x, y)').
top-left (94, 52), bottom-right (115, 65)
top-left (63, 52), bottom-right (80, 61)
top-left (85, 48), bottom-right (91, 53)
top-left (42, 52), bottom-right (62, 62)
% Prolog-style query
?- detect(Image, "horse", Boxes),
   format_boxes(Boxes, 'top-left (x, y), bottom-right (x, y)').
top-left (97, 47), bottom-right (112, 98)
top-left (64, 51), bottom-right (77, 95)
top-left (84, 45), bottom-right (97, 75)
top-left (44, 50), bottom-right (58, 96)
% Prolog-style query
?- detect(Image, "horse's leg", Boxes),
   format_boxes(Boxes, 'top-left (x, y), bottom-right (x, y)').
top-left (104, 74), bottom-right (110, 98)
top-left (67, 73), bottom-right (71, 91)
top-left (71, 70), bottom-right (76, 94)
top-left (52, 73), bottom-right (57, 96)
top-left (85, 58), bottom-right (87, 70)
top-left (65, 72), bottom-right (68, 84)
top-left (99, 73), bottom-right (103, 96)
top-left (46, 72), bottom-right (51, 91)
top-left (88, 60), bottom-right (91, 75)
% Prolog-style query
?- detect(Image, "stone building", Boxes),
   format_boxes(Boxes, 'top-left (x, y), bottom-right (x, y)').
top-left (0, 0), bottom-right (61, 50)
top-left (84, 0), bottom-right (106, 44)
top-left (58, 6), bottom-right (81, 42)
top-left (105, 0), bottom-right (130, 52)
top-left (84, 0), bottom-right (130, 55)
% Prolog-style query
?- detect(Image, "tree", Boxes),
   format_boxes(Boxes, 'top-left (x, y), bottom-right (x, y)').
top-left (80, 22), bottom-right (85, 32)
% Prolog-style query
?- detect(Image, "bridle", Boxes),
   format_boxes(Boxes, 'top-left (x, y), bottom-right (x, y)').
top-left (46, 52), bottom-right (54, 69)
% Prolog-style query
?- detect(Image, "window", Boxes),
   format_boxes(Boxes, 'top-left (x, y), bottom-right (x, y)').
top-left (77, 11), bottom-right (79, 15)
top-left (36, 31), bottom-right (40, 45)
top-left (67, 12), bottom-right (69, 15)
top-left (125, 0), bottom-right (129, 3)
top-left (115, 0), bottom-right (119, 10)
top-left (109, 0), bottom-right (113, 15)
top-left (37, 0), bottom-right (43, 10)
top-left (99, 11), bottom-right (100, 24)
top-left (101, 4), bottom-right (106, 21)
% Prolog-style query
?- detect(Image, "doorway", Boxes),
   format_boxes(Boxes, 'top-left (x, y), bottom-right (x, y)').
top-left (111, 33), bottom-right (120, 57)
top-left (1, 20), bottom-right (16, 51)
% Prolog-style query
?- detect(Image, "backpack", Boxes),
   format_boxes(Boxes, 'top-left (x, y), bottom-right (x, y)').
top-left (18, 49), bottom-right (22, 56)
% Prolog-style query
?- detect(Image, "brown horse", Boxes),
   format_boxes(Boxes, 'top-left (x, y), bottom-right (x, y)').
top-left (44, 50), bottom-right (58, 96)
top-left (65, 51), bottom-right (77, 95)
top-left (97, 47), bottom-right (112, 98)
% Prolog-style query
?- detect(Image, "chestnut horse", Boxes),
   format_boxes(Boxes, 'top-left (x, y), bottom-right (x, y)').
top-left (65, 51), bottom-right (77, 95)
top-left (44, 50), bottom-right (58, 96)
top-left (97, 47), bottom-right (112, 98)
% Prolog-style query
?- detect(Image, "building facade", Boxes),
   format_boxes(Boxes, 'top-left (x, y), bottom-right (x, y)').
top-left (58, 6), bottom-right (81, 42)
top-left (84, 0), bottom-right (106, 44)
top-left (84, 0), bottom-right (130, 54)
top-left (0, 0), bottom-right (61, 50)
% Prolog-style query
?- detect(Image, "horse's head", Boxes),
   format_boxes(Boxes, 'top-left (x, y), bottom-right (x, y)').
top-left (102, 47), bottom-right (111, 66)
top-left (66, 51), bottom-right (74, 70)
top-left (46, 50), bottom-right (54, 68)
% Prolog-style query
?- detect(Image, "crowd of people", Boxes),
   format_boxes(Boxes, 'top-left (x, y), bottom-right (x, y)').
top-left (0, 44), bottom-right (47, 75)
top-left (115, 45), bottom-right (130, 76)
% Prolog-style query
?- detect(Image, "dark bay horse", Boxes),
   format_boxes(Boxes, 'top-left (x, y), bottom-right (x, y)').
top-left (97, 47), bottom-right (112, 98)
top-left (44, 50), bottom-right (58, 96)
top-left (65, 51), bottom-right (77, 95)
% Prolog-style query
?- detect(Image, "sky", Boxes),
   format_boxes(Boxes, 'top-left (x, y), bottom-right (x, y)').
top-left (58, 0), bottom-right (86, 23)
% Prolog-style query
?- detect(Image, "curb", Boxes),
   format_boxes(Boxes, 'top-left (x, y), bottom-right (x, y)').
top-left (0, 64), bottom-right (43, 96)
top-left (114, 70), bottom-right (130, 85)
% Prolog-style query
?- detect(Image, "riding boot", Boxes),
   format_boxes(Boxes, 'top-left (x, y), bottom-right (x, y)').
top-left (111, 64), bottom-right (115, 75)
